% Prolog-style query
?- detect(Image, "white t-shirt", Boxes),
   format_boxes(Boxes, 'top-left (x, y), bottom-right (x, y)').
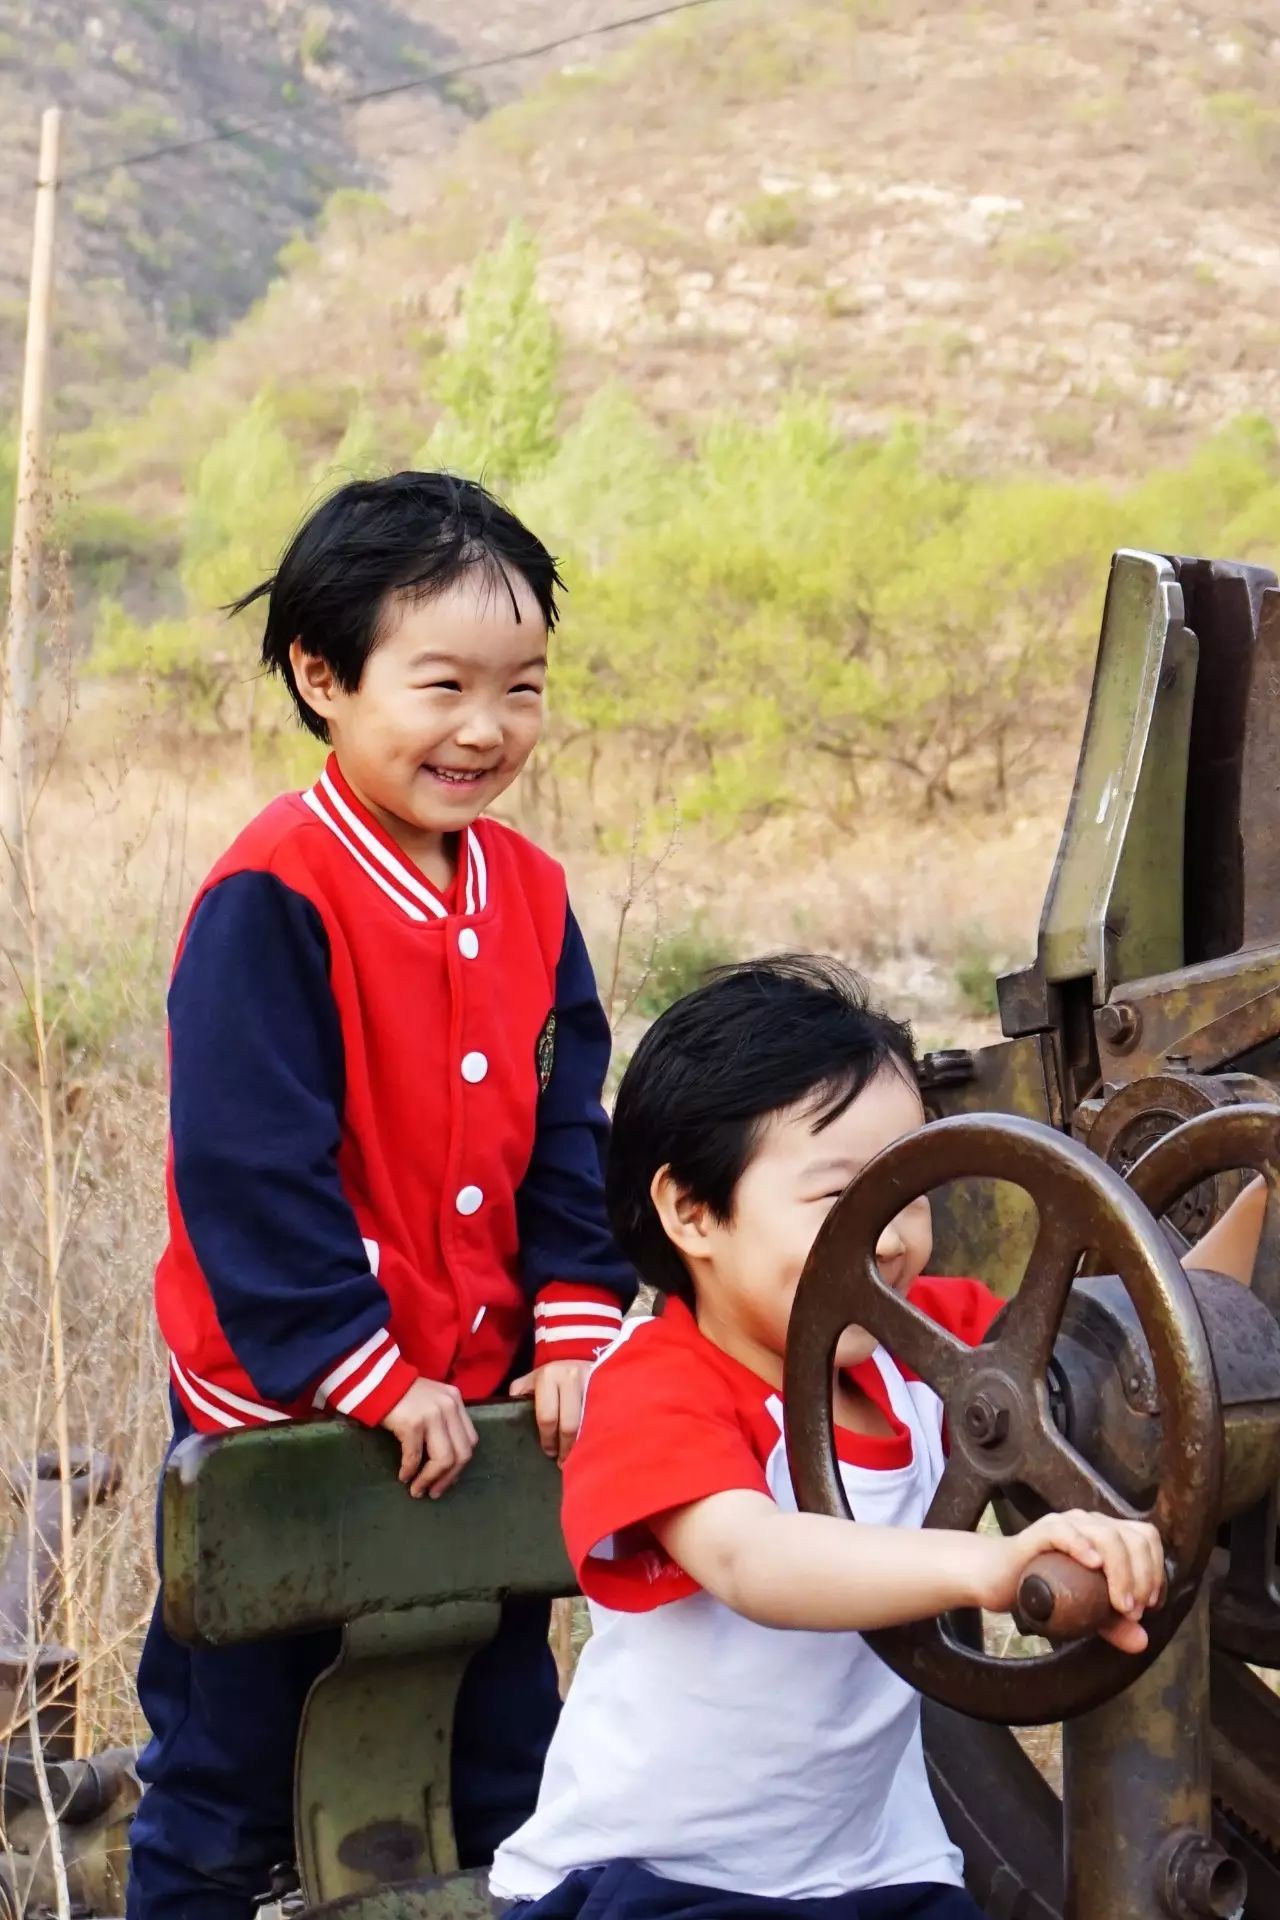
top-left (491, 1281), bottom-right (1002, 1903)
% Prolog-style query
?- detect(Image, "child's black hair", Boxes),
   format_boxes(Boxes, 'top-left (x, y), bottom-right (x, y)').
top-left (607, 955), bottom-right (918, 1306)
top-left (231, 470), bottom-right (565, 742)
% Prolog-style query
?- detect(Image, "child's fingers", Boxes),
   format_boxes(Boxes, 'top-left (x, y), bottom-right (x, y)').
top-left (1137, 1523), bottom-right (1166, 1608)
top-left (437, 1398), bottom-right (479, 1494)
top-left (509, 1371), bottom-right (536, 1400)
top-left (1098, 1614), bottom-right (1149, 1655)
top-left (411, 1412), bottom-right (456, 1498)
top-left (1123, 1520), bottom-right (1165, 1610)
top-left (1072, 1516), bottom-right (1163, 1617)
top-left (534, 1373), bottom-right (561, 1458)
top-left (410, 1402), bottom-right (476, 1499)
top-left (398, 1427), bottom-right (425, 1485)
top-left (556, 1370), bottom-right (585, 1464)
top-left (1033, 1512), bottom-right (1104, 1571)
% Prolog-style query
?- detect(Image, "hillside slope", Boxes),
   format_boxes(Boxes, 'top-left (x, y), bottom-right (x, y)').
top-left (72, 0), bottom-right (1280, 520)
top-left (0, 0), bottom-right (650, 421)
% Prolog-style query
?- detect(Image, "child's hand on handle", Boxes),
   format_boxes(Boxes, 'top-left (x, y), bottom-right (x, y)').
top-left (979, 1510), bottom-right (1165, 1653)
top-left (381, 1378), bottom-right (478, 1499)
top-left (509, 1359), bottom-right (590, 1464)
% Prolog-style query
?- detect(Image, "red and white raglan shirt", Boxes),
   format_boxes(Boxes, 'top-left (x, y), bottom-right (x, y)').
top-left (156, 756), bottom-right (635, 1435)
top-left (491, 1280), bottom-right (1003, 1905)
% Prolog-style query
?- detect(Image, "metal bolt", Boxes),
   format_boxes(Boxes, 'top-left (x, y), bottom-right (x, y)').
top-left (963, 1393), bottom-right (1010, 1448)
top-left (1158, 1830), bottom-right (1247, 1919)
top-left (1098, 1001), bottom-right (1142, 1052)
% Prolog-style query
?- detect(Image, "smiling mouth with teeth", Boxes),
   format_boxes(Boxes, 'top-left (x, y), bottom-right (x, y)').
top-left (425, 765), bottom-right (492, 785)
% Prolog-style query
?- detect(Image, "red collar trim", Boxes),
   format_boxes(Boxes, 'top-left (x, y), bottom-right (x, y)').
top-left (656, 1298), bottom-right (913, 1470)
top-left (302, 755), bottom-right (488, 922)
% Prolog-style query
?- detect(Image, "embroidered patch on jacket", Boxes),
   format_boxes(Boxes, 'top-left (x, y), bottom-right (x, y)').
top-left (536, 1012), bottom-right (557, 1092)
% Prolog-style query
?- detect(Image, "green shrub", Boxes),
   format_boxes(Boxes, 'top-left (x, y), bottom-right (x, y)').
top-left (423, 223), bottom-right (561, 488)
top-left (634, 924), bottom-right (739, 1019)
top-left (740, 190), bottom-right (806, 246)
top-left (953, 947), bottom-right (1001, 1020)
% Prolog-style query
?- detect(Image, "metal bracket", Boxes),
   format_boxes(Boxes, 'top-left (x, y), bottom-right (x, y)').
top-left (296, 1600), bottom-right (501, 1903)
top-left (1001, 549), bottom-right (1196, 1027)
top-left (162, 1404), bottom-right (574, 1908)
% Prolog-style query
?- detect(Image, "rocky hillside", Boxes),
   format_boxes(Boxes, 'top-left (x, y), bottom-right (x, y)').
top-left (59, 0), bottom-right (1280, 533)
top-left (0, 0), bottom-right (649, 422)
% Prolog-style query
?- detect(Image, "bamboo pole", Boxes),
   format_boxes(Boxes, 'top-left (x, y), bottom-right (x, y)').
top-left (0, 108), bottom-right (62, 901)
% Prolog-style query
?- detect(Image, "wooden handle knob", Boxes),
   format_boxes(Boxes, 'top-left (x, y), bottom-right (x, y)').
top-left (1013, 1551), bottom-right (1120, 1641)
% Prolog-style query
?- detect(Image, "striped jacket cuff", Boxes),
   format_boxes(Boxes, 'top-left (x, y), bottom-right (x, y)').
top-left (533, 1283), bottom-right (625, 1365)
top-left (311, 1327), bottom-right (417, 1427)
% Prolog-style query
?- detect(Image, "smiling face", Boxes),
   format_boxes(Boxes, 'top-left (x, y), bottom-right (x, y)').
top-left (290, 567), bottom-right (547, 875)
top-left (654, 1062), bottom-right (932, 1385)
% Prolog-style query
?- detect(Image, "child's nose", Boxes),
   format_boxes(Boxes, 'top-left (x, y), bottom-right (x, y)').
top-left (455, 705), bottom-right (503, 749)
top-left (875, 1220), bottom-right (906, 1266)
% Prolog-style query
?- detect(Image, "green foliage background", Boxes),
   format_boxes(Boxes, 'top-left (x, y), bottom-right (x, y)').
top-left (66, 223), bottom-right (1280, 830)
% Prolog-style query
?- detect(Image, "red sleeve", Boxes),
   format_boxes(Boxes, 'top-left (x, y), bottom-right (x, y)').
top-left (907, 1276), bottom-right (1005, 1347)
top-left (562, 1321), bottom-right (770, 1612)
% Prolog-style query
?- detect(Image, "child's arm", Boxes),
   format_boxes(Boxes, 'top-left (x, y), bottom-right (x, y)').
top-left (1183, 1175), bottom-right (1267, 1286)
top-left (652, 1494), bottom-right (1164, 1653)
top-left (512, 906), bottom-right (636, 1461)
top-left (170, 872), bottom-right (462, 1491)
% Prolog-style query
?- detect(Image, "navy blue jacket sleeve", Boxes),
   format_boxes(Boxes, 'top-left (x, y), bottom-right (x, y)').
top-left (516, 905), bottom-right (636, 1308)
top-left (168, 869), bottom-right (393, 1404)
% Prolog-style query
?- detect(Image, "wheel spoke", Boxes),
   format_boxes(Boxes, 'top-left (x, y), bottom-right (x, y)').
top-left (871, 1284), bottom-right (971, 1400)
top-left (1022, 1419), bottom-right (1140, 1522)
top-left (990, 1198), bottom-right (1081, 1375)
top-left (926, 1450), bottom-right (993, 1532)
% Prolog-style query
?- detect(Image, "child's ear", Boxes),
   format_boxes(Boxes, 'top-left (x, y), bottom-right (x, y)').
top-left (290, 639), bottom-right (340, 725)
top-left (651, 1166), bottom-right (715, 1261)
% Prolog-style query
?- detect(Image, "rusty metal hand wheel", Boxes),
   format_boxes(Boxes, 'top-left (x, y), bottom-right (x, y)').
top-left (784, 1112), bottom-right (1222, 1726)
top-left (1125, 1102), bottom-right (1280, 1666)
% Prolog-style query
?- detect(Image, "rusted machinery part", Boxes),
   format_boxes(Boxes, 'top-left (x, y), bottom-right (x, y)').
top-left (305, 1867), bottom-right (495, 1920)
top-left (0, 1745), bottom-right (140, 1918)
top-left (1126, 1104), bottom-right (1280, 1664)
top-left (785, 1112), bottom-right (1223, 1725)
top-left (922, 1663), bottom-right (1280, 1920)
top-left (8, 1447), bottom-right (123, 1510)
top-left (1127, 1103), bottom-right (1280, 1305)
top-left (1078, 1072), bottom-right (1249, 1247)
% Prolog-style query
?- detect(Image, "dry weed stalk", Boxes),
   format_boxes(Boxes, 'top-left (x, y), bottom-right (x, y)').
top-left (604, 804), bottom-right (682, 1030)
top-left (0, 533), bottom-right (174, 1898)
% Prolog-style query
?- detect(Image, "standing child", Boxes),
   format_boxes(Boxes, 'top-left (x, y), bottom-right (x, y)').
top-left (490, 956), bottom-right (1217, 1920)
top-left (128, 473), bottom-right (635, 1920)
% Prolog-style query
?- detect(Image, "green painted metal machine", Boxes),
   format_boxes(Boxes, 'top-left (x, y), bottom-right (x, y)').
top-left (9, 545), bottom-right (1280, 1920)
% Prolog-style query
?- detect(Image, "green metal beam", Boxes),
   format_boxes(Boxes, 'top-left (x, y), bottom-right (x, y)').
top-left (163, 1402), bottom-right (574, 1647)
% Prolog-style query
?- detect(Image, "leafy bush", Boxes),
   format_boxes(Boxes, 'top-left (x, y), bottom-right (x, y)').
top-left (740, 191), bottom-right (806, 246)
top-left (423, 222), bottom-right (561, 487)
top-left (75, 220), bottom-right (1280, 838)
top-left (634, 923), bottom-right (739, 1019)
top-left (953, 946), bottom-right (1001, 1020)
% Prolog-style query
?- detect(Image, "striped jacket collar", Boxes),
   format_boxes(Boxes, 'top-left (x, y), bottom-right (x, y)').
top-left (302, 755), bottom-right (489, 925)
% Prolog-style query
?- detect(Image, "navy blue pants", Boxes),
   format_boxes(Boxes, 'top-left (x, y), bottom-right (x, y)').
top-left (508, 1865), bottom-right (986, 1920)
top-left (127, 1406), bottom-right (561, 1920)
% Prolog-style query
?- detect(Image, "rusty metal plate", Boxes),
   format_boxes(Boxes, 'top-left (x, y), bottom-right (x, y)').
top-left (920, 1035), bottom-right (1057, 1295)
